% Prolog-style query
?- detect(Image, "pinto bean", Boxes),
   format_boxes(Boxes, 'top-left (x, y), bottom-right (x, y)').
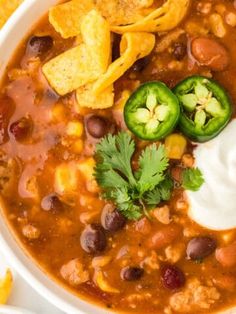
top-left (147, 224), bottom-right (181, 250)
top-left (191, 37), bottom-right (229, 71)
top-left (215, 241), bottom-right (236, 267)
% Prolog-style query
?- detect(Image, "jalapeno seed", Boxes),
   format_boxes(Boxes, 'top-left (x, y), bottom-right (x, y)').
top-left (80, 224), bottom-right (107, 254)
top-left (27, 36), bottom-right (53, 57)
top-left (101, 205), bottom-right (126, 232)
top-left (121, 266), bottom-right (144, 281)
top-left (161, 265), bottom-right (185, 290)
top-left (86, 115), bottom-right (109, 139)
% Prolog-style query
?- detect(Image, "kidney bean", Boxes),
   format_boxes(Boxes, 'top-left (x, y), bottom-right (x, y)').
top-left (80, 224), bottom-right (107, 254)
top-left (148, 224), bottom-right (181, 250)
top-left (9, 117), bottom-right (33, 141)
top-left (161, 264), bottom-right (185, 290)
top-left (27, 36), bottom-right (53, 57)
top-left (121, 266), bottom-right (144, 281)
top-left (86, 115), bottom-right (109, 139)
top-left (101, 205), bottom-right (126, 232)
top-left (186, 236), bottom-right (217, 260)
top-left (191, 37), bottom-right (229, 71)
top-left (215, 241), bottom-right (236, 267)
top-left (41, 194), bottom-right (63, 212)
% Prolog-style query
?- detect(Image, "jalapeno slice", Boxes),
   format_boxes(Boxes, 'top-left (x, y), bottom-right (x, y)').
top-left (124, 82), bottom-right (180, 140)
top-left (173, 76), bottom-right (232, 142)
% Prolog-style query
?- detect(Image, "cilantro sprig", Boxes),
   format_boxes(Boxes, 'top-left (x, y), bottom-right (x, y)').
top-left (94, 132), bottom-right (172, 220)
top-left (94, 132), bottom-right (204, 220)
top-left (182, 167), bottom-right (204, 191)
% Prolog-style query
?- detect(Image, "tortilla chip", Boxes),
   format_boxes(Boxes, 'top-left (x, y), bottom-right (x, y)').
top-left (49, 0), bottom-right (94, 38)
top-left (0, 0), bottom-right (23, 28)
top-left (111, 0), bottom-right (190, 33)
top-left (0, 269), bottom-right (13, 304)
top-left (43, 10), bottom-right (111, 96)
top-left (93, 32), bottom-right (155, 96)
top-left (81, 10), bottom-right (111, 75)
top-left (42, 45), bottom-right (94, 96)
top-left (76, 83), bottom-right (114, 109)
top-left (96, 0), bottom-right (154, 26)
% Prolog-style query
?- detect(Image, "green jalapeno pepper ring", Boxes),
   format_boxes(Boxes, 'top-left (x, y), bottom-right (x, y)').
top-left (173, 75), bottom-right (232, 142)
top-left (124, 82), bottom-right (180, 141)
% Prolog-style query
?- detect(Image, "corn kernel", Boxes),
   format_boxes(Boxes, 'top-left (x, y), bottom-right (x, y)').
top-left (71, 139), bottom-right (84, 154)
top-left (51, 103), bottom-right (66, 122)
top-left (54, 163), bottom-right (78, 195)
top-left (165, 134), bottom-right (187, 159)
top-left (66, 121), bottom-right (84, 137)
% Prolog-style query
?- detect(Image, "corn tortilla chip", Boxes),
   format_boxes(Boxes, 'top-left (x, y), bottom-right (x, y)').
top-left (49, 0), bottom-right (94, 38)
top-left (43, 10), bottom-right (111, 96)
top-left (93, 32), bottom-right (155, 96)
top-left (81, 10), bottom-right (111, 75)
top-left (0, 0), bottom-right (23, 28)
top-left (76, 83), bottom-right (114, 109)
top-left (0, 269), bottom-right (13, 304)
top-left (111, 0), bottom-right (190, 33)
top-left (96, 0), bottom-right (154, 26)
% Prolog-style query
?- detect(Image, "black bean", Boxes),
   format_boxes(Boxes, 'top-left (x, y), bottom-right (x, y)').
top-left (86, 115), bottom-right (109, 139)
top-left (121, 266), bottom-right (144, 281)
top-left (41, 194), bottom-right (63, 212)
top-left (27, 36), bottom-right (53, 57)
top-left (172, 42), bottom-right (187, 61)
top-left (131, 57), bottom-right (150, 72)
top-left (80, 224), bottom-right (107, 254)
top-left (186, 236), bottom-right (217, 260)
top-left (161, 265), bottom-right (185, 290)
top-left (101, 205), bottom-right (126, 232)
top-left (9, 117), bottom-right (32, 141)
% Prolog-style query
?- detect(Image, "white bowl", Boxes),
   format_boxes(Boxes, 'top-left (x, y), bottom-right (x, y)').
top-left (0, 1), bottom-right (235, 314)
top-left (0, 305), bottom-right (36, 314)
top-left (0, 1), bottom-right (109, 313)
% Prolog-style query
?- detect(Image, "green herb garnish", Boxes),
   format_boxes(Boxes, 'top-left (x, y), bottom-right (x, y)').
top-left (182, 167), bottom-right (204, 191)
top-left (94, 132), bottom-right (172, 220)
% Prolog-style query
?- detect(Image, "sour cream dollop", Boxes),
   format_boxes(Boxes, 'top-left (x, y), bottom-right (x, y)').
top-left (187, 120), bottom-right (236, 230)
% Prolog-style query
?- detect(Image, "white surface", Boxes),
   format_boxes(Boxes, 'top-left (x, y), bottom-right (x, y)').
top-left (188, 120), bottom-right (236, 230)
top-left (0, 250), bottom-right (64, 314)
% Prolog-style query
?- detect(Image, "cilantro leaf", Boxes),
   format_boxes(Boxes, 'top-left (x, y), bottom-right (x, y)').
top-left (146, 188), bottom-right (161, 206)
top-left (159, 177), bottom-right (174, 200)
top-left (182, 167), bottom-right (204, 191)
top-left (94, 132), bottom-right (172, 220)
top-left (95, 132), bottom-right (136, 186)
top-left (145, 177), bottom-right (173, 207)
top-left (136, 144), bottom-right (169, 194)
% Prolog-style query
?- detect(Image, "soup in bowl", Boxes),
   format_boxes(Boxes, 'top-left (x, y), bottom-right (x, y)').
top-left (0, 0), bottom-right (236, 313)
